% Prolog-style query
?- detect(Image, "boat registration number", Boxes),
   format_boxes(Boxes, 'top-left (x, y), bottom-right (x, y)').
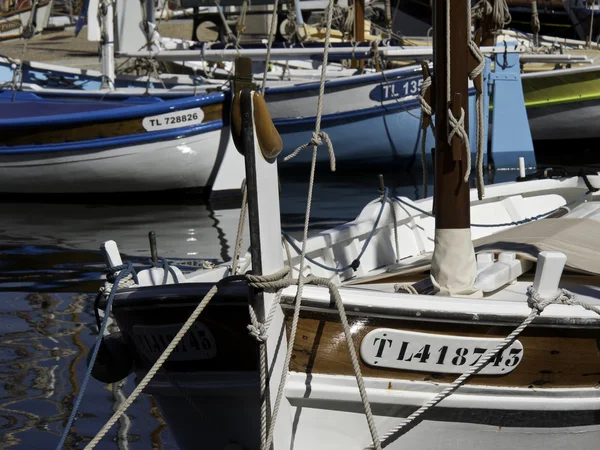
top-left (142, 107), bottom-right (205, 132)
top-left (371, 76), bottom-right (424, 102)
top-left (132, 322), bottom-right (217, 362)
top-left (360, 328), bottom-right (523, 375)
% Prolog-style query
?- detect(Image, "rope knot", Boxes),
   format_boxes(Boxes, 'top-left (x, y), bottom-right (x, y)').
top-left (247, 323), bottom-right (268, 342)
top-left (284, 131), bottom-right (336, 171)
top-left (309, 131), bottom-right (324, 146)
top-left (526, 286), bottom-right (577, 313)
top-left (447, 107), bottom-right (471, 182)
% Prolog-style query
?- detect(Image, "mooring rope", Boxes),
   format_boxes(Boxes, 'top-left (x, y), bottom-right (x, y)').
top-left (56, 263), bottom-right (138, 450)
top-left (367, 285), bottom-right (600, 449)
top-left (263, 1), bottom-right (380, 448)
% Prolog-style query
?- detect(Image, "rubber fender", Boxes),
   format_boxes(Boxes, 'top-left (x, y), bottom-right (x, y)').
top-left (87, 332), bottom-right (135, 384)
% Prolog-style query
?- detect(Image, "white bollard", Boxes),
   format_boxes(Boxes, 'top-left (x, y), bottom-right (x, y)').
top-left (532, 251), bottom-right (567, 298)
top-left (518, 157), bottom-right (526, 179)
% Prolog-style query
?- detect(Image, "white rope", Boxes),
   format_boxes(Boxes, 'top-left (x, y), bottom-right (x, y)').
top-left (85, 284), bottom-right (220, 449)
top-left (418, 72), bottom-right (433, 198)
top-left (530, 0), bottom-right (540, 45)
top-left (261, 0), bottom-right (281, 95)
top-left (589, 0), bottom-right (596, 48)
top-left (367, 285), bottom-right (599, 449)
top-left (263, 2), bottom-right (379, 448)
top-left (492, 0), bottom-right (511, 29)
top-left (283, 131), bottom-right (336, 171)
top-left (102, 273), bottom-right (136, 294)
top-left (214, 0), bottom-right (238, 45)
top-left (468, 3), bottom-right (486, 200)
top-left (448, 108), bottom-right (472, 182)
top-left (248, 292), bottom-right (283, 450)
top-left (86, 267), bottom-right (292, 450)
top-left (394, 283), bottom-right (418, 294)
top-left (263, 1), bottom-right (337, 445)
top-left (445, 0), bottom-right (471, 182)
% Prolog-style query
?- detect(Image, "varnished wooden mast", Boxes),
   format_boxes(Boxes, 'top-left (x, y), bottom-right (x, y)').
top-left (433, 0), bottom-right (471, 229)
top-left (352, 0), bottom-right (365, 69)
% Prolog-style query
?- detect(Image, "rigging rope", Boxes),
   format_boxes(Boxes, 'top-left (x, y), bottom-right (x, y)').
top-left (467, 2), bottom-right (487, 199)
top-left (418, 71), bottom-right (433, 198)
top-left (445, 0), bottom-right (472, 182)
top-left (56, 263), bottom-right (138, 450)
top-left (261, 0), bottom-right (281, 95)
top-left (264, 2), bottom-right (381, 448)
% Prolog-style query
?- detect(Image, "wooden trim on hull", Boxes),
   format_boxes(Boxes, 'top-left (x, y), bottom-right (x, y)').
top-left (3, 103), bottom-right (223, 146)
top-left (286, 310), bottom-right (600, 389)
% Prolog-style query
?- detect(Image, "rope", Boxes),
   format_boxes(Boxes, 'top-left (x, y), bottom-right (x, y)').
top-left (468, 2), bottom-right (487, 200)
top-left (283, 131), bottom-right (336, 171)
top-left (418, 71), bottom-right (433, 198)
top-left (247, 292), bottom-right (282, 450)
top-left (55, 262), bottom-right (138, 450)
top-left (10, 0), bottom-right (39, 99)
top-left (281, 188), bottom-right (390, 273)
top-left (84, 282), bottom-right (220, 449)
top-left (263, 2), bottom-right (380, 448)
top-left (589, 0), bottom-right (596, 48)
top-left (214, 0), bottom-right (238, 45)
top-left (148, 257), bottom-right (180, 285)
top-left (394, 283), bottom-right (418, 294)
top-left (261, 0), bottom-right (281, 95)
top-left (236, 0), bottom-right (249, 38)
top-left (445, 0), bottom-right (471, 183)
top-left (448, 107), bottom-right (472, 182)
top-left (230, 180), bottom-right (248, 275)
top-left (367, 285), bottom-right (600, 449)
top-left (492, 0), bottom-right (512, 30)
top-left (530, 0), bottom-right (540, 46)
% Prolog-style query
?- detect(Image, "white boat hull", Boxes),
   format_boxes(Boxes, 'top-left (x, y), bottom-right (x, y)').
top-left (144, 372), bottom-right (600, 450)
top-left (0, 129), bottom-right (223, 194)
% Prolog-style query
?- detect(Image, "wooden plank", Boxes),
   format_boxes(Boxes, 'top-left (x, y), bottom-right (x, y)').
top-left (3, 103), bottom-right (223, 146)
top-left (286, 312), bottom-right (600, 388)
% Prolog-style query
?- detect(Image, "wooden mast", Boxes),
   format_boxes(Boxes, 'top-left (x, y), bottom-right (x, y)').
top-left (431, 0), bottom-right (478, 296)
top-left (351, 0), bottom-right (365, 69)
top-left (433, 0), bottom-right (470, 229)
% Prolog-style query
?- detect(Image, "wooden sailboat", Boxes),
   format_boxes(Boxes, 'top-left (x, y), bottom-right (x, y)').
top-left (0, 0), bottom-right (53, 40)
top-left (72, 1), bottom-right (600, 449)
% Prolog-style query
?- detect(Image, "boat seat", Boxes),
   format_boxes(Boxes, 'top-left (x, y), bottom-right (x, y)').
top-left (231, 90), bottom-right (283, 160)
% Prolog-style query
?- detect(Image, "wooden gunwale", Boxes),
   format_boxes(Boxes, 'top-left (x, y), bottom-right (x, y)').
top-left (284, 309), bottom-right (600, 388)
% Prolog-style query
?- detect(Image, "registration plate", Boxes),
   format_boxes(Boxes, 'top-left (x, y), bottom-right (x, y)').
top-left (132, 322), bottom-right (217, 362)
top-left (360, 328), bottom-right (523, 375)
top-left (142, 107), bottom-right (205, 132)
top-left (370, 76), bottom-right (424, 102)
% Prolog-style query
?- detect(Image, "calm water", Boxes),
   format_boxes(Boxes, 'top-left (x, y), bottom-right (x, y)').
top-left (0, 167), bottom-right (517, 449)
